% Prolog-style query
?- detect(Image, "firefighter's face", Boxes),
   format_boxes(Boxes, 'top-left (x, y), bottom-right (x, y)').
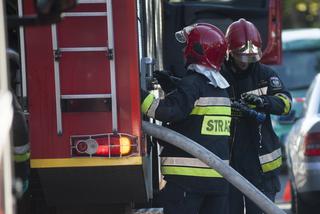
top-left (233, 58), bottom-right (249, 71)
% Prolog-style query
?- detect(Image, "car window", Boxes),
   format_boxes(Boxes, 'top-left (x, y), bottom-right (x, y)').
top-left (271, 50), bottom-right (320, 90)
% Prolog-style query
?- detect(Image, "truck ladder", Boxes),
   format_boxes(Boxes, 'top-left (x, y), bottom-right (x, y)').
top-left (52, 0), bottom-right (117, 135)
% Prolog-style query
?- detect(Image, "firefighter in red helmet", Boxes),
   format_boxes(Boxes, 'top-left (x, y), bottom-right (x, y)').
top-left (141, 23), bottom-right (231, 214)
top-left (226, 18), bottom-right (262, 64)
top-left (221, 18), bottom-right (292, 214)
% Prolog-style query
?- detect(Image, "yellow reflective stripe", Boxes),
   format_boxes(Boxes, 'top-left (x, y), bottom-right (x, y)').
top-left (161, 166), bottom-right (223, 178)
top-left (190, 106), bottom-right (231, 116)
top-left (14, 152), bottom-right (30, 163)
top-left (141, 93), bottom-right (155, 114)
top-left (30, 157), bottom-right (142, 168)
top-left (261, 157), bottom-right (282, 173)
top-left (201, 116), bottom-right (231, 136)
top-left (161, 157), bottom-right (229, 168)
top-left (275, 94), bottom-right (291, 114)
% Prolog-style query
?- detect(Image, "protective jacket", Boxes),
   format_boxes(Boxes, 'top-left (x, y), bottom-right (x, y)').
top-left (142, 70), bottom-right (231, 194)
top-left (221, 62), bottom-right (292, 192)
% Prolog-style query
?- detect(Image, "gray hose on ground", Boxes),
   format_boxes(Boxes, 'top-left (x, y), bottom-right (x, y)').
top-left (142, 121), bottom-right (285, 214)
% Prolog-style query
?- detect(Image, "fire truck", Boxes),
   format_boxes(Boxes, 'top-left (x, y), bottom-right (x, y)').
top-left (2, 0), bottom-right (282, 213)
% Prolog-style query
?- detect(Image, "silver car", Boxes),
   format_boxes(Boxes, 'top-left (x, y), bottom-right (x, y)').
top-left (286, 73), bottom-right (320, 213)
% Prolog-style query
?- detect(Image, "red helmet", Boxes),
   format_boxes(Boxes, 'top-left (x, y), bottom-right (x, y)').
top-left (225, 18), bottom-right (262, 63)
top-left (175, 23), bottom-right (227, 71)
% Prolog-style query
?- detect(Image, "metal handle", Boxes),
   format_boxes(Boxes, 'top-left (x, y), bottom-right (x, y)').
top-left (140, 57), bottom-right (154, 90)
top-left (51, 24), bottom-right (63, 135)
top-left (106, 0), bottom-right (118, 132)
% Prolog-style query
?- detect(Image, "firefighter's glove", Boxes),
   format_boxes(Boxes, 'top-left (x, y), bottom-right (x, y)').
top-left (153, 70), bottom-right (177, 94)
top-left (231, 101), bottom-right (266, 122)
top-left (242, 94), bottom-right (265, 108)
top-left (231, 101), bottom-right (248, 115)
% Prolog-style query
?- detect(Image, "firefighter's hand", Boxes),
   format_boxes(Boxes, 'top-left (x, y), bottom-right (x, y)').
top-left (231, 101), bottom-right (249, 114)
top-left (231, 101), bottom-right (243, 110)
top-left (153, 70), bottom-right (171, 82)
top-left (242, 94), bottom-right (265, 108)
top-left (153, 70), bottom-right (176, 94)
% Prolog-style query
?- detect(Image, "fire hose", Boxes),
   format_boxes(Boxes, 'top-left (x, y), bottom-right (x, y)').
top-left (142, 121), bottom-right (285, 214)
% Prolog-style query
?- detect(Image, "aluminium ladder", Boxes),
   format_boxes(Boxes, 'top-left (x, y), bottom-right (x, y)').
top-left (51, 0), bottom-right (117, 135)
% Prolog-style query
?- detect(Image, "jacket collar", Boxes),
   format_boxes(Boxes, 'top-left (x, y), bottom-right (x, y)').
top-left (188, 64), bottom-right (229, 89)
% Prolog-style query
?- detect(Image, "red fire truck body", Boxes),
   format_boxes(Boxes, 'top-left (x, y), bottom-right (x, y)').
top-left (23, 0), bottom-right (151, 207)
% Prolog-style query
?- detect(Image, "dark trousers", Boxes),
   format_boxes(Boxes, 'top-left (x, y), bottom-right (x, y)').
top-left (229, 184), bottom-right (276, 214)
top-left (158, 182), bottom-right (228, 214)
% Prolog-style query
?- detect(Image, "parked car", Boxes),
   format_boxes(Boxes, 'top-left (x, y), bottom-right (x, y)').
top-left (270, 28), bottom-right (320, 170)
top-left (286, 73), bottom-right (320, 213)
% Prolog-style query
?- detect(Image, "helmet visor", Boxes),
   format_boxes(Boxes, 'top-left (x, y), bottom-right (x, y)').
top-left (175, 25), bottom-right (195, 43)
top-left (230, 41), bottom-right (262, 63)
top-left (175, 30), bottom-right (187, 43)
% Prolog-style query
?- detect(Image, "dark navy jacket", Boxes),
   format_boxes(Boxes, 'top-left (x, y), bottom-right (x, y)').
top-left (221, 62), bottom-right (292, 193)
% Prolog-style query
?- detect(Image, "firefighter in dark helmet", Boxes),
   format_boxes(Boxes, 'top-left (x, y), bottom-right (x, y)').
top-left (221, 18), bottom-right (292, 214)
top-left (141, 23), bottom-right (231, 214)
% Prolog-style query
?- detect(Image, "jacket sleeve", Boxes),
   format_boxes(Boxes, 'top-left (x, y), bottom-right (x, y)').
top-left (141, 75), bottom-right (200, 122)
top-left (261, 68), bottom-right (292, 115)
top-left (12, 95), bottom-right (30, 193)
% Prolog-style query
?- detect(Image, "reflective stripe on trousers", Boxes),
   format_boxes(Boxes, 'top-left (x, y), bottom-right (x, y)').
top-left (161, 157), bottom-right (229, 178)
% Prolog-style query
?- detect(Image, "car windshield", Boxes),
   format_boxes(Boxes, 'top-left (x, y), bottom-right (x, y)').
top-left (271, 50), bottom-right (320, 90)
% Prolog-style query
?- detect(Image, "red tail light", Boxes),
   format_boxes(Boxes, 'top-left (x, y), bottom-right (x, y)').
top-left (304, 132), bottom-right (320, 156)
top-left (96, 145), bottom-right (109, 155)
top-left (95, 136), bottom-right (131, 156)
top-left (71, 133), bottom-right (138, 157)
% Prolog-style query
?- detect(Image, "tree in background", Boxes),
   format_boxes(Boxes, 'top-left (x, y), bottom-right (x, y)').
top-left (283, 0), bottom-right (320, 29)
